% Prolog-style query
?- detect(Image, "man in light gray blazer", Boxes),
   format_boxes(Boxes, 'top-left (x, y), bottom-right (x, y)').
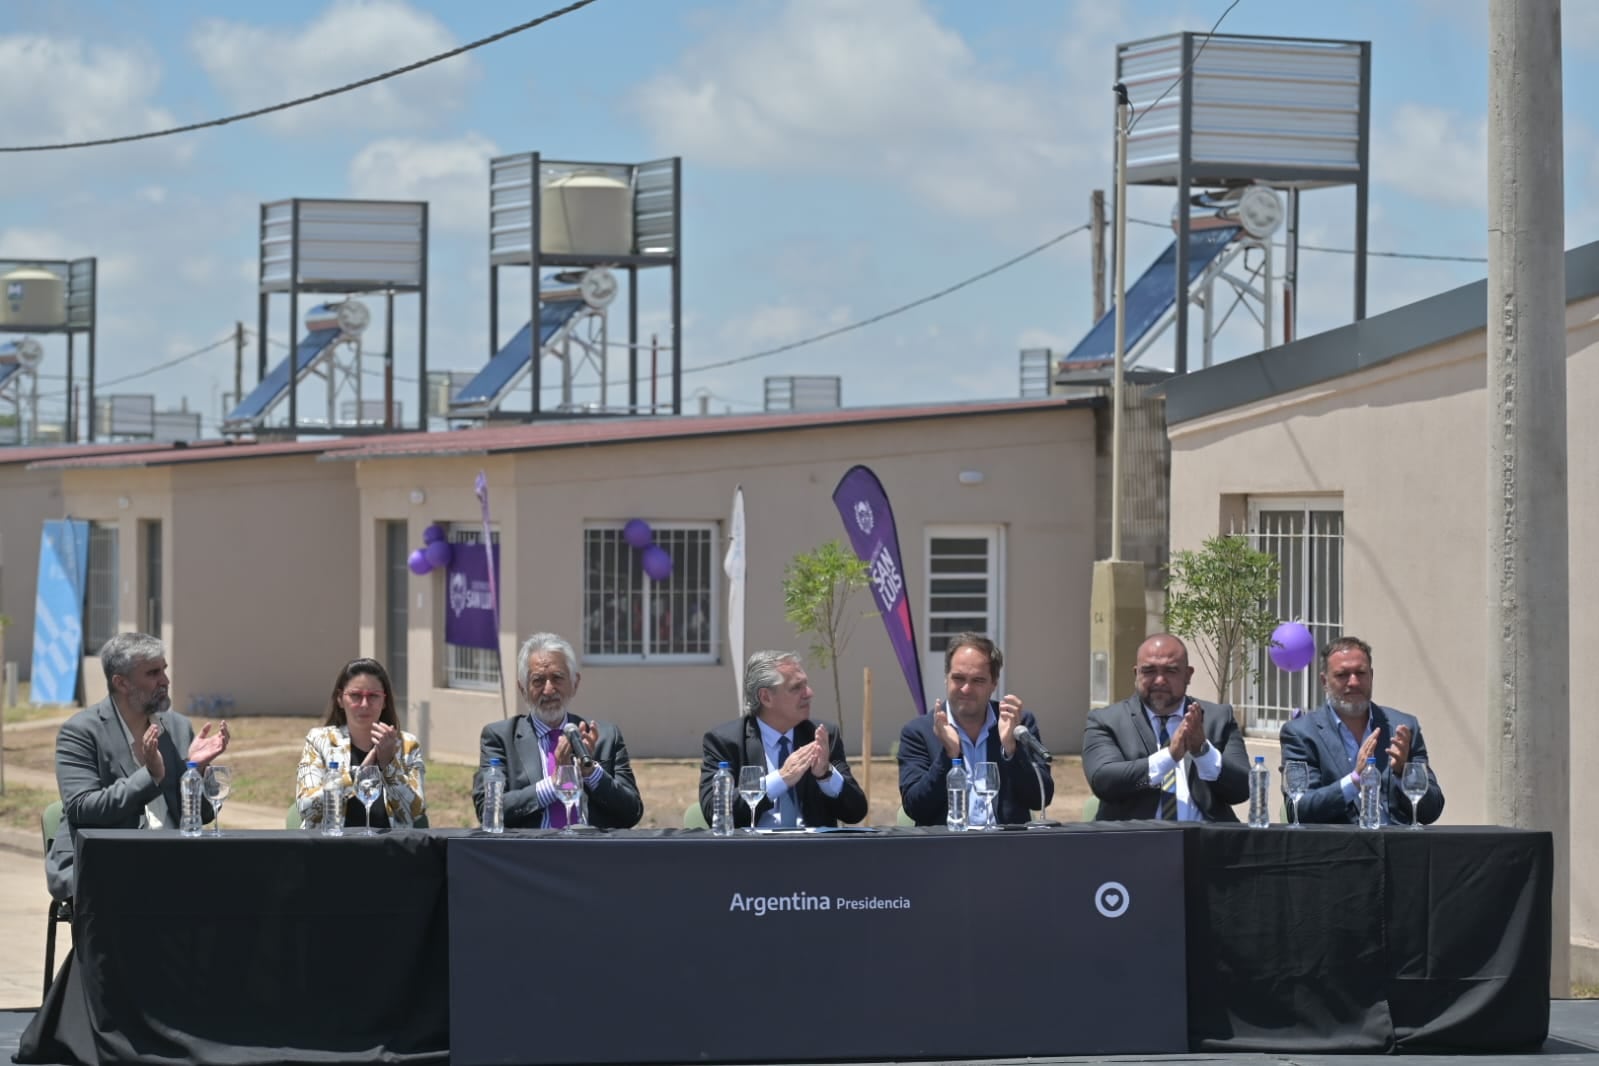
top-left (1278, 635), bottom-right (1444, 825)
top-left (46, 633), bottom-right (230, 900)
top-left (1082, 633), bottom-right (1251, 821)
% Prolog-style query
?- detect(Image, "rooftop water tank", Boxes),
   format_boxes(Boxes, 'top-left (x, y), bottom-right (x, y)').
top-left (541, 171), bottom-right (633, 256)
top-left (1, 267), bottom-right (66, 328)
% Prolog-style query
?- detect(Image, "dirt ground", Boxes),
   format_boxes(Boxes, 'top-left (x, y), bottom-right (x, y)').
top-left (0, 714), bottom-right (1095, 830)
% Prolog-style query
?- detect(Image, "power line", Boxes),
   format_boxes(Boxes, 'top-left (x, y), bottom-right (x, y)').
top-left (31, 333), bottom-right (238, 400)
top-left (683, 223), bottom-right (1091, 376)
top-left (1126, 216), bottom-right (1488, 263)
top-left (0, 0), bottom-right (601, 153)
top-left (1125, 0), bottom-right (1243, 135)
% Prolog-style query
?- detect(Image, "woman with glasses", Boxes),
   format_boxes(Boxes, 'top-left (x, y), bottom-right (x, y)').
top-left (295, 658), bottom-right (427, 829)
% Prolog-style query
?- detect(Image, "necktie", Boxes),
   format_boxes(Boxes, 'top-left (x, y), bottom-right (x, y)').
top-left (775, 735), bottom-right (800, 827)
top-left (544, 730), bottom-right (569, 829)
top-left (1155, 715), bottom-right (1178, 821)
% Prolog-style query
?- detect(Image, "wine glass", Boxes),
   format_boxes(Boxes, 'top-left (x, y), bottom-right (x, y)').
top-left (737, 765), bottom-right (766, 834)
top-left (971, 762), bottom-right (1000, 831)
top-left (554, 764), bottom-right (583, 834)
top-left (354, 765), bottom-right (384, 836)
top-left (1401, 758), bottom-right (1429, 830)
top-left (1284, 761), bottom-right (1310, 829)
top-left (202, 765), bottom-right (232, 836)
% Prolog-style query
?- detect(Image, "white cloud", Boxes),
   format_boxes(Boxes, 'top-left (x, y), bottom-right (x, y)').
top-left (0, 34), bottom-right (187, 191)
top-left (191, 0), bottom-right (475, 135)
top-left (633, 0), bottom-right (1089, 223)
top-left (347, 133), bottom-right (499, 231)
top-left (1373, 104), bottom-right (1487, 210)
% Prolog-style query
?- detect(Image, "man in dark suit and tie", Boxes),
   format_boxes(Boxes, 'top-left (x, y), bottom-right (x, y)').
top-left (47, 632), bottom-right (230, 900)
top-left (897, 633), bottom-right (1053, 826)
top-left (700, 650), bottom-right (868, 828)
top-left (1278, 635), bottom-right (1443, 825)
top-left (472, 632), bottom-right (643, 830)
top-left (1081, 633), bottom-right (1250, 821)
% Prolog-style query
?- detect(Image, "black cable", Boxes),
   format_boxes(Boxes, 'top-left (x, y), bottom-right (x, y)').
top-left (1126, 216), bottom-right (1487, 262)
top-left (1125, 0), bottom-right (1243, 135)
top-left (683, 223), bottom-right (1091, 376)
top-left (0, 0), bottom-right (601, 153)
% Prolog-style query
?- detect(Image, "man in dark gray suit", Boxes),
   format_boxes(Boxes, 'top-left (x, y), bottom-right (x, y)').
top-left (1082, 633), bottom-right (1250, 821)
top-left (1278, 635), bottom-right (1444, 825)
top-left (47, 632), bottom-right (230, 899)
top-left (472, 632), bottom-right (643, 829)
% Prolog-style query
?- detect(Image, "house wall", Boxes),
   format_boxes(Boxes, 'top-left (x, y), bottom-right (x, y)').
top-left (1168, 295), bottom-right (1599, 980)
top-left (354, 407), bottom-right (1098, 764)
top-left (0, 464), bottom-right (62, 682)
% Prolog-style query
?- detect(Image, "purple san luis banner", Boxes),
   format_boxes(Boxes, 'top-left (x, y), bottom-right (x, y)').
top-left (445, 540), bottom-right (501, 651)
top-left (831, 465), bottom-right (928, 717)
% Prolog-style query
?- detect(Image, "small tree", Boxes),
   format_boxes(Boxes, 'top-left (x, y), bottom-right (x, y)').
top-left (782, 540), bottom-right (870, 741)
top-left (1164, 534), bottom-right (1282, 700)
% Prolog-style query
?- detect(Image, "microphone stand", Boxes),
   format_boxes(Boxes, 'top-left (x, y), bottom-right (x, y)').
top-left (1020, 746), bottom-right (1059, 828)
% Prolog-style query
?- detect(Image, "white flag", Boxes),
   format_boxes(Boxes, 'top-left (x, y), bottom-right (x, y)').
top-left (723, 485), bottom-right (746, 711)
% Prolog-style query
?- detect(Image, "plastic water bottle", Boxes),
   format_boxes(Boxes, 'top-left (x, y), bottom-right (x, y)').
top-left (946, 757), bottom-right (969, 832)
top-left (481, 757), bottom-right (505, 834)
top-left (1248, 756), bottom-right (1271, 828)
top-left (711, 761), bottom-right (735, 836)
top-left (1358, 756), bottom-right (1382, 829)
top-left (322, 760), bottom-right (345, 837)
top-left (179, 762), bottom-right (204, 837)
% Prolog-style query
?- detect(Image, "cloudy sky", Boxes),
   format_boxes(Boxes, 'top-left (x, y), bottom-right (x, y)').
top-left (2, 0), bottom-right (1595, 437)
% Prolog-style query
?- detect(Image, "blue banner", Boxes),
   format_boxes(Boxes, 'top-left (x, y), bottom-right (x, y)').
top-left (445, 541), bottom-right (500, 651)
top-left (31, 519), bottom-right (89, 705)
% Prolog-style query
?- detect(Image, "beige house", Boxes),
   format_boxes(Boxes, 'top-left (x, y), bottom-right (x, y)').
top-left (1163, 239), bottom-right (1599, 981)
top-left (15, 399), bottom-right (1096, 764)
top-left (333, 399), bottom-right (1095, 760)
top-left (27, 439), bottom-right (365, 711)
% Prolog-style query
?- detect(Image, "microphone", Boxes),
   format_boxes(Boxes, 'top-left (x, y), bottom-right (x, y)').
top-left (1013, 725), bottom-right (1053, 764)
top-left (562, 722), bottom-right (594, 763)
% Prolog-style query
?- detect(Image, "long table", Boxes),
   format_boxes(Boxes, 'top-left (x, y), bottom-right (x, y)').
top-left (17, 823), bottom-right (1551, 1065)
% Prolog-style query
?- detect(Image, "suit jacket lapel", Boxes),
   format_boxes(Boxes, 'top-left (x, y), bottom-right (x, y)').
top-left (514, 716), bottom-right (545, 787)
top-left (97, 699), bottom-right (139, 782)
top-left (1313, 705), bottom-right (1352, 776)
top-left (1128, 699), bottom-right (1159, 758)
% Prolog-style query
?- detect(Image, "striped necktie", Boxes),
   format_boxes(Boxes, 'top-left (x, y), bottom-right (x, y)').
top-left (1155, 715), bottom-right (1178, 820)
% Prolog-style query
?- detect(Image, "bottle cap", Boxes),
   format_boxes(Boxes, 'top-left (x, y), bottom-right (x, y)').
top-left (718, 761), bottom-right (730, 769)
top-left (186, 761), bottom-right (198, 769)
top-left (1255, 756), bottom-right (1264, 764)
top-left (330, 760), bottom-right (340, 769)
top-left (490, 757), bottom-right (503, 766)
top-left (1366, 756), bottom-right (1376, 765)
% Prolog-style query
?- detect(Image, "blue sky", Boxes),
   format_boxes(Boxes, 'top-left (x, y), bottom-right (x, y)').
top-left (2, 0), bottom-right (1595, 436)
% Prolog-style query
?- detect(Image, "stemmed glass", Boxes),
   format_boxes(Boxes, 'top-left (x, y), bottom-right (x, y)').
top-left (202, 765), bottom-right (232, 836)
top-left (1401, 759), bottom-right (1429, 830)
top-left (1284, 761), bottom-right (1310, 829)
top-left (737, 765), bottom-right (766, 834)
top-left (554, 764), bottom-right (583, 834)
top-left (971, 762), bottom-right (1000, 831)
top-left (354, 765), bottom-right (384, 836)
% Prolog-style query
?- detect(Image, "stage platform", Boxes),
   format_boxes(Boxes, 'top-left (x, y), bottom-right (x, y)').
top-left (4, 999), bottom-right (1598, 1066)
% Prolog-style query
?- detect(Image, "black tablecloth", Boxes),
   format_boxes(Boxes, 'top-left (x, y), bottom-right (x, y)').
top-left (1184, 823), bottom-right (1552, 1052)
top-left (15, 823), bottom-right (1551, 1064)
top-left (16, 829), bottom-right (451, 1066)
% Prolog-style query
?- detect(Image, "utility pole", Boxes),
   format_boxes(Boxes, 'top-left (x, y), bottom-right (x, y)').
top-left (233, 321), bottom-right (244, 411)
top-left (1091, 189), bottom-right (1107, 323)
top-left (1487, 0), bottom-right (1568, 995)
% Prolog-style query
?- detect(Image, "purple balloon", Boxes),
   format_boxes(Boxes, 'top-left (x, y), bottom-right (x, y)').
top-left (622, 518), bottom-right (653, 550)
top-left (408, 548), bottom-right (432, 576)
top-left (425, 538), bottom-right (453, 569)
top-left (641, 544), bottom-right (673, 582)
top-left (1268, 621), bottom-right (1317, 673)
top-left (422, 523), bottom-right (446, 544)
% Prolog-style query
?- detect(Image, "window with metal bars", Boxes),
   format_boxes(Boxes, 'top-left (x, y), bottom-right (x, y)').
top-left (583, 523), bottom-right (717, 662)
top-left (444, 525), bottom-right (500, 690)
top-left (84, 522), bottom-right (119, 654)
top-left (922, 528), bottom-right (1004, 696)
top-left (1242, 500), bottom-right (1344, 731)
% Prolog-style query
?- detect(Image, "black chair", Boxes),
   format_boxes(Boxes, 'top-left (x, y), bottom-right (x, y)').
top-left (41, 799), bottom-right (72, 999)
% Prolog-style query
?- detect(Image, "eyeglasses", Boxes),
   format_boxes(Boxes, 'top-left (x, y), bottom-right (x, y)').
top-left (343, 691), bottom-right (385, 705)
top-left (526, 674), bottom-right (569, 691)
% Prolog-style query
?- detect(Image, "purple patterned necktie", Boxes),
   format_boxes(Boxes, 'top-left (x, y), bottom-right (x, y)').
top-left (543, 729), bottom-right (569, 829)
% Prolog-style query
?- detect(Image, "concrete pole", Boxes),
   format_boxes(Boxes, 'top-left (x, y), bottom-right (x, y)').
top-left (1110, 99), bottom-right (1130, 562)
top-left (1486, 0), bottom-right (1569, 995)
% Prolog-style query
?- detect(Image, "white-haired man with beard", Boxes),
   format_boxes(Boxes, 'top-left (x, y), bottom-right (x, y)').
top-left (472, 632), bottom-right (643, 829)
top-left (1278, 635), bottom-right (1445, 825)
top-left (46, 632), bottom-right (230, 900)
